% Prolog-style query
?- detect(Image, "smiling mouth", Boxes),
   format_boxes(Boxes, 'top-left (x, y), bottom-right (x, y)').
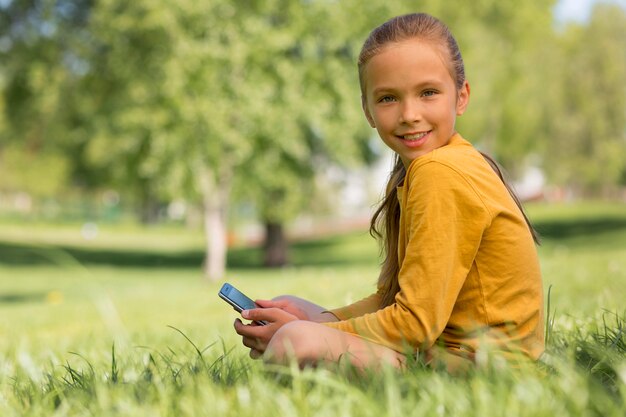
top-left (400, 131), bottom-right (430, 141)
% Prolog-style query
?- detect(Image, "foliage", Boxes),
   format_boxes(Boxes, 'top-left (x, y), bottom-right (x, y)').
top-left (1, 0), bottom-right (625, 275)
top-left (541, 4), bottom-right (626, 192)
top-left (0, 145), bottom-right (69, 198)
top-left (417, 0), bottom-right (559, 176)
top-left (2, 0), bottom-right (624, 200)
top-left (229, 0), bottom-right (375, 224)
top-left (0, 0), bottom-right (91, 196)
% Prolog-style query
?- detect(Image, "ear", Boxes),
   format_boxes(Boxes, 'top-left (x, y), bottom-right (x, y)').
top-left (361, 95), bottom-right (376, 128)
top-left (456, 81), bottom-right (470, 116)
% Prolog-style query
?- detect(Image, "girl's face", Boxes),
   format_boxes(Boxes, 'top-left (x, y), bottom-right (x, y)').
top-left (362, 39), bottom-right (469, 168)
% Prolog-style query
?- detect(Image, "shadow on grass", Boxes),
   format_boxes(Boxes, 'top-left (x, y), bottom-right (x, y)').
top-left (534, 217), bottom-right (626, 239)
top-left (1, 216), bottom-right (625, 269)
top-left (0, 234), bottom-right (375, 270)
top-left (0, 240), bottom-right (206, 269)
top-left (0, 292), bottom-right (47, 304)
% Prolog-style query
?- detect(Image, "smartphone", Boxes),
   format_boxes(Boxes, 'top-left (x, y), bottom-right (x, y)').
top-left (218, 283), bottom-right (267, 325)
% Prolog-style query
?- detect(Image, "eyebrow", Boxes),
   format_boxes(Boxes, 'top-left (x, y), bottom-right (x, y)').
top-left (371, 79), bottom-right (446, 96)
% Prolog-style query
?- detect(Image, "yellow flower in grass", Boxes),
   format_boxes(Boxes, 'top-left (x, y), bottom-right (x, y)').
top-left (46, 290), bottom-right (64, 305)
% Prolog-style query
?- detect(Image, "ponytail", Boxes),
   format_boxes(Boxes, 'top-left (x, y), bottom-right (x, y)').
top-left (479, 152), bottom-right (541, 245)
top-left (370, 155), bottom-right (405, 308)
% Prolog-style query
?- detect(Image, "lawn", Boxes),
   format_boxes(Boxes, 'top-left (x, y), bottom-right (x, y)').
top-left (0, 202), bottom-right (625, 416)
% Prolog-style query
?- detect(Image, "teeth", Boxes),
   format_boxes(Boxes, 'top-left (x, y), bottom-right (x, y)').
top-left (402, 132), bottom-right (428, 141)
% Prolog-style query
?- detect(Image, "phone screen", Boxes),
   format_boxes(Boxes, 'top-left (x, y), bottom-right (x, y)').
top-left (219, 283), bottom-right (258, 312)
top-left (218, 283), bottom-right (267, 325)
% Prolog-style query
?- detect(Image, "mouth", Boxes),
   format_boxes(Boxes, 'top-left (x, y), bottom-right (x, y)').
top-left (396, 130), bottom-right (432, 147)
top-left (400, 131), bottom-right (430, 141)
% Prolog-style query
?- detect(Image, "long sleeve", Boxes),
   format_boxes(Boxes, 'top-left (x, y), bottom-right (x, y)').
top-left (327, 291), bottom-right (382, 320)
top-left (324, 159), bottom-right (491, 353)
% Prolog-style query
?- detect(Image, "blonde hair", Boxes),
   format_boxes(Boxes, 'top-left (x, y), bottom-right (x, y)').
top-left (361, 13), bottom-right (539, 308)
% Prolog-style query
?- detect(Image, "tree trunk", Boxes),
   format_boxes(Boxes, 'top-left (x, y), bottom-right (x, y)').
top-left (203, 200), bottom-right (227, 281)
top-left (137, 179), bottom-right (160, 224)
top-left (139, 194), bottom-right (160, 224)
top-left (263, 221), bottom-right (289, 267)
top-left (198, 166), bottom-right (231, 282)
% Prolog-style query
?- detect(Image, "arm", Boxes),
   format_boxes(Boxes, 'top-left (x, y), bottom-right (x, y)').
top-left (234, 287), bottom-right (380, 357)
top-left (260, 285), bottom-right (383, 322)
top-left (323, 162), bottom-right (491, 352)
top-left (233, 297), bottom-right (337, 359)
top-left (326, 291), bottom-right (383, 320)
top-left (263, 296), bottom-right (339, 323)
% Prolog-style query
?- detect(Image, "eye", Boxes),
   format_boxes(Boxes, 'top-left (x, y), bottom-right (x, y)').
top-left (377, 95), bottom-right (396, 103)
top-left (421, 89), bottom-right (438, 97)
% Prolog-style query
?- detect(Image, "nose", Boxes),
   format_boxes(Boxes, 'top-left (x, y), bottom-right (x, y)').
top-left (399, 99), bottom-right (421, 124)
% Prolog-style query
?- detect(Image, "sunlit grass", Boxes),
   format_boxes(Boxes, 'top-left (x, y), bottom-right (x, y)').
top-left (1, 202), bottom-right (625, 416)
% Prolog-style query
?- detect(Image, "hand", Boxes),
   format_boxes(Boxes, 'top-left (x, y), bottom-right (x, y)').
top-left (233, 306), bottom-right (299, 359)
top-left (255, 299), bottom-right (310, 320)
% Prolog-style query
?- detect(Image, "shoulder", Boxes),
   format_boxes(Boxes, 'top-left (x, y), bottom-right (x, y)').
top-left (404, 135), bottom-right (494, 212)
top-left (407, 138), bottom-right (480, 184)
top-left (408, 134), bottom-right (495, 185)
top-left (412, 134), bottom-right (484, 169)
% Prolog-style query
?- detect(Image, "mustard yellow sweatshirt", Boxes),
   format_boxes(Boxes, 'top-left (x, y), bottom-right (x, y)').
top-left (324, 134), bottom-right (544, 360)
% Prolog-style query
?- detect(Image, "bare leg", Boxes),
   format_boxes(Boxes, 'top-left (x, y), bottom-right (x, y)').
top-left (265, 320), bottom-right (406, 370)
top-left (272, 295), bottom-right (338, 323)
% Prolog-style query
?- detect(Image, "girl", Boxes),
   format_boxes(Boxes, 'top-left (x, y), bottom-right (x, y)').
top-left (234, 13), bottom-right (544, 371)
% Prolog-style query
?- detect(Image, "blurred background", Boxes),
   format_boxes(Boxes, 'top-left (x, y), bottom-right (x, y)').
top-left (0, 0), bottom-right (625, 281)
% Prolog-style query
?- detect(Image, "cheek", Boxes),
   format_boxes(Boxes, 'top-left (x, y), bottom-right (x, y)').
top-left (372, 107), bottom-right (394, 126)
top-left (442, 99), bottom-right (459, 120)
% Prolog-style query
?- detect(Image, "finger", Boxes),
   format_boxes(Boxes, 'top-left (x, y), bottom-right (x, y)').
top-left (234, 319), bottom-right (268, 338)
top-left (243, 307), bottom-right (294, 323)
top-left (233, 318), bottom-right (247, 334)
top-left (242, 336), bottom-right (261, 350)
top-left (256, 299), bottom-right (292, 309)
top-left (234, 318), bottom-right (253, 335)
top-left (242, 334), bottom-right (268, 352)
top-left (254, 299), bottom-right (278, 308)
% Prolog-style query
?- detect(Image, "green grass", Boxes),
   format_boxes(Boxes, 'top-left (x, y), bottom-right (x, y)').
top-left (0, 202), bottom-right (625, 416)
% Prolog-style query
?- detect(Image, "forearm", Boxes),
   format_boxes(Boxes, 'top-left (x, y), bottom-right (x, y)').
top-left (327, 292), bottom-right (382, 320)
top-left (312, 311), bottom-right (340, 323)
top-left (323, 299), bottom-right (449, 353)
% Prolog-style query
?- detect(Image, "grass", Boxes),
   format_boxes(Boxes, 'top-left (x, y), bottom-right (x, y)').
top-left (0, 201), bottom-right (625, 416)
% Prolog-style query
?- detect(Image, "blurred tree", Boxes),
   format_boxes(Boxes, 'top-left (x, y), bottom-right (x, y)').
top-left (0, 145), bottom-right (69, 198)
top-left (434, 0), bottom-right (557, 176)
top-left (541, 4), bottom-right (626, 196)
top-left (80, 0), bottom-right (379, 276)
top-left (79, 0), bottom-right (249, 279)
top-left (233, 1), bottom-right (377, 267)
top-left (3, 0), bottom-right (625, 277)
top-left (0, 0), bottom-right (91, 200)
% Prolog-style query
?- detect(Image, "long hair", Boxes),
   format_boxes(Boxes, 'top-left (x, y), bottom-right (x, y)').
top-left (361, 13), bottom-right (539, 308)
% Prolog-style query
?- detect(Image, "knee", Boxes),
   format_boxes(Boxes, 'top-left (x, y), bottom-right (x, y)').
top-left (272, 294), bottom-right (301, 303)
top-left (266, 321), bottom-right (321, 364)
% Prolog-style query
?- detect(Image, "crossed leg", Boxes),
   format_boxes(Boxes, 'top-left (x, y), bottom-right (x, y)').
top-left (266, 295), bottom-right (406, 370)
top-left (266, 295), bottom-right (474, 373)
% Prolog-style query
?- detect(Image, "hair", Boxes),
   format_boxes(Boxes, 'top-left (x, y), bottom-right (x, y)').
top-left (361, 13), bottom-right (540, 308)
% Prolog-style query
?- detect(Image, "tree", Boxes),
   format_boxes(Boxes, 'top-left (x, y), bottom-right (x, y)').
top-left (79, 0), bottom-right (379, 277)
top-left (233, 1), bottom-right (376, 267)
top-left (540, 4), bottom-right (626, 195)
top-left (438, 0), bottom-right (557, 176)
top-left (78, 0), bottom-right (253, 279)
top-left (0, 0), bottom-right (91, 201)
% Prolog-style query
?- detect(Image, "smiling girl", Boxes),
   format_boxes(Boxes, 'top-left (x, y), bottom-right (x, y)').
top-left (234, 13), bottom-right (544, 371)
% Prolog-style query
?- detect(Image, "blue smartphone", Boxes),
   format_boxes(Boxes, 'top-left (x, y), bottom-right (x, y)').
top-left (218, 283), bottom-right (267, 325)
